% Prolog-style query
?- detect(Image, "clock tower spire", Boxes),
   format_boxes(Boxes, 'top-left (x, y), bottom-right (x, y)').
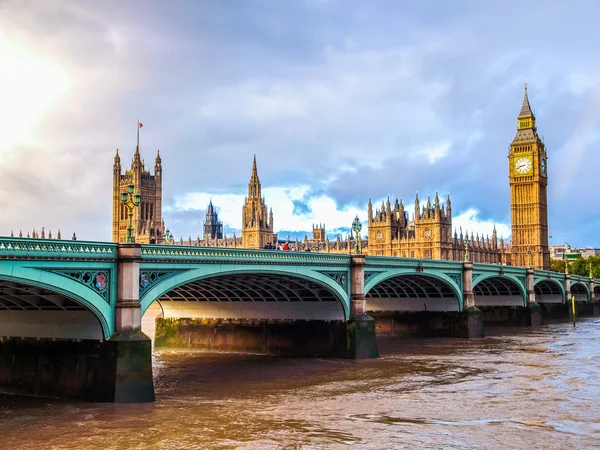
top-left (508, 82), bottom-right (550, 269)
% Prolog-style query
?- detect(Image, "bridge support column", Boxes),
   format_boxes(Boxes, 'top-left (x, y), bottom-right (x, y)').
top-left (461, 262), bottom-right (484, 338)
top-left (346, 255), bottom-right (379, 359)
top-left (526, 268), bottom-right (542, 326)
top-left (104, 243), bottom-right (154, 403)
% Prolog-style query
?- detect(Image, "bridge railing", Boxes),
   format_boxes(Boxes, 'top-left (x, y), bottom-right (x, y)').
top-left (364, 256), bottom-right (463, 270)
top-left (533, 269), bottom-right (566, 281)
top-left (140, 244), bottom-right (352, 265)
top-left (0, 237), bottom-right (117, 260)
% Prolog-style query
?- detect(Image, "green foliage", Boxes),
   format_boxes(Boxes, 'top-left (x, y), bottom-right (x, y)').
top-left (550, 259), bottom-right (566, 274)
top-left (552, 255), bottom-right (600, 278)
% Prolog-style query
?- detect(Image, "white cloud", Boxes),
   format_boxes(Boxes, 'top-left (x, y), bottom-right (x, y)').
top-left (171, 185), bottom-right (363, 238)
top-left (452, 208), bottom-right (510, 240)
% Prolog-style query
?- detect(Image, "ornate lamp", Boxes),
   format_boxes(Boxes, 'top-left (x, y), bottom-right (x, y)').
top-left (464, 234), bottom-right (470, 262)
top-left (121, 183), bottom-right (141, 243)
top-left (351, 215), bottom-right (362, 254)
top-left (163, 228), bottom-right (174, 244)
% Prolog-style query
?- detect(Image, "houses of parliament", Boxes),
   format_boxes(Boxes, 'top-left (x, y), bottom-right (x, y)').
top-left (111, 86), bottom-right (550, 270)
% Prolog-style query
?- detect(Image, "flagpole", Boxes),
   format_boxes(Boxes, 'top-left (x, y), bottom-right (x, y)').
top-left (137, 118), bottom-right (140, 149)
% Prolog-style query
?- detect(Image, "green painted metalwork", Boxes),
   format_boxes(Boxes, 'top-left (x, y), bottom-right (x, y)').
top-left (0, 237), bottom-right (117, 260)
top-left (472, 263), bottom-right (528, 306)
top-left (2, 235), bottom-right (600, 339)
top-left (317, 270), bottom-right (349, 292)
top-left (138, 263), bottom-right (351, 318)
top-left (139, 269), bottom-right (189, 301)
top-left (0, 260), bottom-right (114, 338)
top-left (49, 269), bottom-right (112, 303)
top-left (363, 257), bottom-right (464, 309)
top-left (533, 275), bottom-right (566, 298)
top-left (364, 270), bottom-right (384, 284)
top-left (569, 279), bottom-right (591, 298)
top-left (140, 244), bottom-right (350, 265)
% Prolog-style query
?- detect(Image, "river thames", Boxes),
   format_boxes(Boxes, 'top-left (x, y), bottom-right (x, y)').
top-left (1, 318), bottom-right (599, 449)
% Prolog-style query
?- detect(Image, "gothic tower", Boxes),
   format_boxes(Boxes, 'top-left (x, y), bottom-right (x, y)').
top-left (112, 146), bottom-right (163, 243)
top-left (508, 83), bottom-right (550, 269)
top-left (413, 193), bottom-right (453, 259)
top-left (203, 199), bottom-right (223, 240)
top-left (241, 155), bottom-right (276, 248)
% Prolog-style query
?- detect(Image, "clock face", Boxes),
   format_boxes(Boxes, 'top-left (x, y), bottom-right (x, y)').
top-left (514, 156), bottom-right (533, 174)
top-left (424, 228), bottom-right (431, 239)
top-left (376, 231), bottom-right (383, 241)
top-left (541, 158), bottom-right (547, 175)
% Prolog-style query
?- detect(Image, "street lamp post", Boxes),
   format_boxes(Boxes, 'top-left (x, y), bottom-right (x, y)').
top-left (351, 215), bottom-right (362, 255)
top-left (527, 249), bottom-right (532, 268)
top-left (163, 228), bottom-right (174, 245)
top-left (464, 234), bottom-right (470, 262)
top-left (121, 184), bottom-right (141, 243)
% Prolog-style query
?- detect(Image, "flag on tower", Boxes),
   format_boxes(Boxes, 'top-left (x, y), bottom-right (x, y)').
top-left (137, 119), bottom-right (143, 148)
top-left (549, 232), bottom-right (553, 239)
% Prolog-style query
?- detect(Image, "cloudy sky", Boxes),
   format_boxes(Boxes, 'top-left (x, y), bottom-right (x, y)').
top-left (1, 0), bottom-right (599, 246)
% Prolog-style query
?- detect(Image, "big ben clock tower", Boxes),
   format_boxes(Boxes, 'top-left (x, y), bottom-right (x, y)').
top-left (508, 83), bottom-right (550, 270)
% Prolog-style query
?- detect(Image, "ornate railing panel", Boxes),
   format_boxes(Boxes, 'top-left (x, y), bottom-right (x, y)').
top-left (140, 244), bottom-right (351, 266)
top-left (0, 238), bottom-right (117, 260)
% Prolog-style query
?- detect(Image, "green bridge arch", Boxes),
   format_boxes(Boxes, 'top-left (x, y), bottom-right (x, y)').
top-left (139, 264), bottom-right (351, 319)
top-left (0, 265), bottom-right (114, 339)
top-left (472, 273), bottom-right (527, 307)
top-left (363, 269), bottom-right (464, 310)
top-left (533, 277), bottom-right (566, 299)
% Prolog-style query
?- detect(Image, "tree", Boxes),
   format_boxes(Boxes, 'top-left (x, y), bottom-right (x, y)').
top-left (570, 257), bottom-right (588, 276)
top-left (551, 255), bottom-right (600, 277)
top-left (550, 259), bottom-right (566, 273)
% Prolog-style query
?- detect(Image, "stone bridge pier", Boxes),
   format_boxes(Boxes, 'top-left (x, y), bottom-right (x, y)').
top-left (109, 244), bottom-right (154, 402)
top-left (347, 255), bottom-right (379, 358)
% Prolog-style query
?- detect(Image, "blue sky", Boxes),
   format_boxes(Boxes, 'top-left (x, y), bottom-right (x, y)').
top-left (0, 1), bottom-right (599, 246)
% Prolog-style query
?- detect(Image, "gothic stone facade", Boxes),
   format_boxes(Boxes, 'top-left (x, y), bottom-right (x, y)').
top-left (241, 155), bottom-right (277, 249)
top-left (509, 85), bottom-right (550, 270)
top-left (112, 146), bottom-right (164, 244)
top-left (110, 86), bottom-right (550, 269)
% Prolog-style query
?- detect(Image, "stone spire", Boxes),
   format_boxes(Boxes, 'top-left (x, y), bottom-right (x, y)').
top-left (519, 80), bottom-right (533, 117)
top-left (515, 80), bottom-right (537, 134)
top-left (248, 153), bottom-right (261, 199)
top-left (154, 149), bottom-right (162, 174)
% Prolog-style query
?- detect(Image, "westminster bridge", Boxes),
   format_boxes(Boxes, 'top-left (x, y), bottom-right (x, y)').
top-left (0, 236), bottom-right (598, 402)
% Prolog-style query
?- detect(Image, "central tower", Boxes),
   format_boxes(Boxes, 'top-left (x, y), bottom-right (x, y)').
top-left (508, 84), bottom-right (550, 269)
top-left (241, 155), bottom-right (275, 248)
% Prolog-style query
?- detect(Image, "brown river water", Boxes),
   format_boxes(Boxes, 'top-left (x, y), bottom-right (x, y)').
top-left (1, 319), bottom-right (600, 449)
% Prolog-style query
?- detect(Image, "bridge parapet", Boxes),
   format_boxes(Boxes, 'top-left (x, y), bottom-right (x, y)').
top-left (140, 244), bottom-right (350, 266)
top-left (0, 237), bottom-right (117, 260)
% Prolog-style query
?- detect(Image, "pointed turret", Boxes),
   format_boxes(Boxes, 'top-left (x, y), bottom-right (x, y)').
top-left (248, 154), bottom-right (261, 199)
top-left (519, 82), bottom-right (533, 117)
top-left (414, 192), bottom-right (420, 220)
top-left (154, 149), bottom-right (162, 175)
top-left (515, 81), bottom-right (537, 133)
